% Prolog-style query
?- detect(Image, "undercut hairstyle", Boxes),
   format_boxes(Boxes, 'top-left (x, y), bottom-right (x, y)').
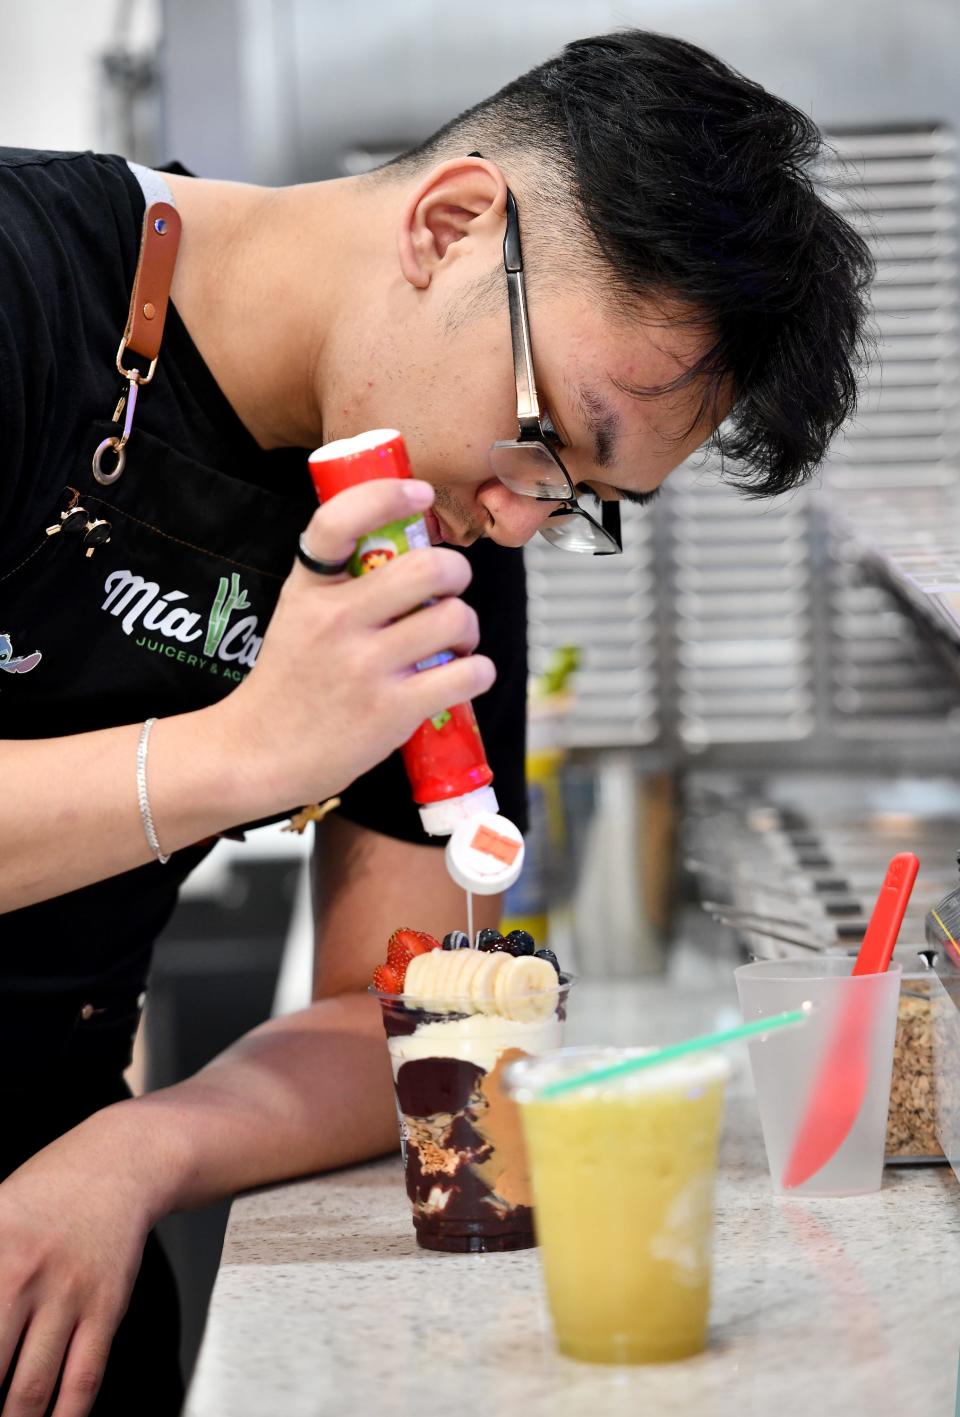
top-left (383, 30), bottom-right (875, 497)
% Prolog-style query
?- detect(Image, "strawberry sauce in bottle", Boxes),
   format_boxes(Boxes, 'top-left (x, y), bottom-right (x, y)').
top-left (308, 429), bottom-right (498, 835)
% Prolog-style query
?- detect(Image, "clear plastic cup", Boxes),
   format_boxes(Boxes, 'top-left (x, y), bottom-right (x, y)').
top-left (374, 978), bottom-right (573, 1252)
top-left (505, 1046), bottom-right (729, 1364)
top-left (735, 958), bottom-right (902, 1196)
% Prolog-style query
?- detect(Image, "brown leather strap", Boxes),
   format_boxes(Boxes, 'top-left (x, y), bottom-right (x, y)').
top-left (121, 201), bottom-right (182, 366)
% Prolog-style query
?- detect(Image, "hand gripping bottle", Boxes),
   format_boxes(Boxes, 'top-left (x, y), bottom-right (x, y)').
top-left (307, 429), bottom-right (499, 836)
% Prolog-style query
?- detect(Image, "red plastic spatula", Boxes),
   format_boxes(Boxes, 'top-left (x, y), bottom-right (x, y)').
top-left (781, 851), bottom-right (919, 1190)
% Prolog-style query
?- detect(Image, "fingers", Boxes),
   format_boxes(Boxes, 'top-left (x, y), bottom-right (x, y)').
top-left (351, 547), bottom-right (473, 625)
top-left (379, 596), bottom-right (481, 671)
top-left (0, 1299), bottom-right (29, 1391)
top-left (2, 1309), bottom-right (74, 1417)
top-left (294, 479), bottom-right (434, 583)
top-left (403, 654), bottom-right (497, 724)
top-left (50, 1320), bottom-right (112, 1417)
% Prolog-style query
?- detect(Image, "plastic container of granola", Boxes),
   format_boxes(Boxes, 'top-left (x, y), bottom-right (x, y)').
top-left (828, 943), bottom-right (954, 1164)
top-left (929, 960), bottom-right (960, 1185)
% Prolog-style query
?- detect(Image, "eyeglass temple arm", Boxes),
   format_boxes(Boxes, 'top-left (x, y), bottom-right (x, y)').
top-left (602, 499), bottom-right (623, 549)
top-left (468, 154), bottom-right (540, 429)
top-left (507, 271), bottom-right (541, 426)
top-left (503, 190), bottom-right (540, 427)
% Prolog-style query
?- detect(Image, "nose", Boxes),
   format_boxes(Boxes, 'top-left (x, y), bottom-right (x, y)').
top-left (476, 480), bottom-right (558, 548)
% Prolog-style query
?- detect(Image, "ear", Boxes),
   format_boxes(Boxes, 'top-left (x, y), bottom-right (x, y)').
top-left (397, 157), bottom-right (508, 291)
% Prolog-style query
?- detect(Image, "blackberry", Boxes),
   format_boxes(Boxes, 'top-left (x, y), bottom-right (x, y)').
top-left (476, 928), bottom-right (503, 952)
top-left (504, 929), bottom-right (536, 957)
top-left (534, 948), bottom-right (561, 975)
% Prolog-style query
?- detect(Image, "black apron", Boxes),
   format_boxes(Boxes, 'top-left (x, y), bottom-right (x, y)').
top-left (0, 386), bottom-right (315, 1411)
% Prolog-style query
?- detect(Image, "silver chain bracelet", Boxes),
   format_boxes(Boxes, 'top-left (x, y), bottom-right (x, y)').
top-left (136, 718), bottom-right (170, 864)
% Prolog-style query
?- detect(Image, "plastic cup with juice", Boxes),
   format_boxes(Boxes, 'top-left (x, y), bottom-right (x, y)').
top-left (505, 1046), bottom-right (729, 1364)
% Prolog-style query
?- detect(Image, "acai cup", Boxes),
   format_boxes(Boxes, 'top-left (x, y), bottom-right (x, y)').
top-left (371, 930), bottom-right (573, 1252)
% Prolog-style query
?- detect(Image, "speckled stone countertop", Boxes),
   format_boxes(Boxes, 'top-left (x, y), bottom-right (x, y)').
top-left (184, 978), bottom-right (960, 1417)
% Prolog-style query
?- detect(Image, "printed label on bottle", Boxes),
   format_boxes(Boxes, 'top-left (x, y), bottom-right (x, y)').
top-left (349, 515), bottom-right (426, 577)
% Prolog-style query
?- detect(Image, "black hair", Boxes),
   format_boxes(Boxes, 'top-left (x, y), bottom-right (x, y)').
top-left (389, 30), bottom-right (875, 496)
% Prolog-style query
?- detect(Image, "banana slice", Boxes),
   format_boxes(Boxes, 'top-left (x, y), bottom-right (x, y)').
top-left (443, 947), bottom-right (475, 1010)
top-left (448, 948), bottom-right (483, 1009)
top-left (470, 950), bottom-right (511, 1014)
top-left (433, 948), bottom-right (465, 1011)
top-left (497, 955), bottom-right (561, 1022)
top-left (400, 945), bottom-right (560, 1019)
top-left (402, 951), bottom-right (430, 1007)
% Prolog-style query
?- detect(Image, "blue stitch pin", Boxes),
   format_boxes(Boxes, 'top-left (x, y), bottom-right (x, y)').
top-left (0, 632), bottom-right (42, 675)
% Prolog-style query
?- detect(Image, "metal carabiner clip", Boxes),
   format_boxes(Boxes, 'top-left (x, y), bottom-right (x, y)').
top-left (92, 373), bottom-right (140, 486)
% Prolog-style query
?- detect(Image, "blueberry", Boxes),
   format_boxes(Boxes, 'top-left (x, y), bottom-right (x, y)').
top-left (504, 929), bottom-right (536, 957)
top-left (491, 939), bottom-right (515, 954)
top-left (534, 948), bottom-right (561, 975)
top-left (476, 928), bottom-right (503, 952)
top-left (442, 930), bottom-right (469, 951)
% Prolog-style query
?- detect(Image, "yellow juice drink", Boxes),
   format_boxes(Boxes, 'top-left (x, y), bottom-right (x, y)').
top-left (512, 1049), bottom-right (728, 1364)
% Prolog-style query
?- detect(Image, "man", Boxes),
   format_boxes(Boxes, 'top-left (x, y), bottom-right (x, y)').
top-left (0, 29), bottom-right (870, 1417)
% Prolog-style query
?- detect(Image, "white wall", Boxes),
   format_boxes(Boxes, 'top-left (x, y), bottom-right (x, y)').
top-left (0, 0), bottom-right (157, 153)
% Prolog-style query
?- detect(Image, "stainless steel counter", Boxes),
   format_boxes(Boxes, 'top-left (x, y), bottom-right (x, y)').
top-left (184, 977), bottom-right (960, 1417)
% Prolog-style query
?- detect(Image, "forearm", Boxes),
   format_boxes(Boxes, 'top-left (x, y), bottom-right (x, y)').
top-left (0, 708), bottom-right (276, 912)
top-left (94, 993), bottom-right (397, 1218)
top-left (75, 821), bottom-right (503, 1219)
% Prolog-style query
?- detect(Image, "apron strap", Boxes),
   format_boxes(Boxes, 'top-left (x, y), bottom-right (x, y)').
top-left (126, 160), bottom-right (176, 209)
top-left (88, 161), bottom-right (183, 487)
top-left (117, 167), bottom-right (182, 376)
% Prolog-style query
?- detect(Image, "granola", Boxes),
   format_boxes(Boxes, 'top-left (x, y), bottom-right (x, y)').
top-left (886, 988), bottom-right (941, 1159)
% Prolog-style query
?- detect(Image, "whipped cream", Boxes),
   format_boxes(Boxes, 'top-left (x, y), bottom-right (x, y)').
top-left (387, 1011), bottom-right (564, 1077)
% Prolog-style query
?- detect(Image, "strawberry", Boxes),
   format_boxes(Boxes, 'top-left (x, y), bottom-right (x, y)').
top-left (412, 930), bottom-right (442, 953)
top-left (387, 928), bottom-right (440, 968)
top-left (372, 963), bottom-right (401, 995)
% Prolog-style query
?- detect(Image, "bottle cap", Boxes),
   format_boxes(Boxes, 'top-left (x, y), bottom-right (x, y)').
top-left (308, 429), bottom-right (411, 501)
top-left (418, 785), bottom-right (499, 838)
top-left (444, 810), bottom-right (525, 895)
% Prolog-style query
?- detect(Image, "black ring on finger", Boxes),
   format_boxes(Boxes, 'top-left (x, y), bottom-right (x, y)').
top-left (296, 534), bottom-right (351, 577)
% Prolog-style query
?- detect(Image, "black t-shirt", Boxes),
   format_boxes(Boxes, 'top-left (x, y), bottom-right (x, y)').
top-left (0, 149), bottom-right (527, 993)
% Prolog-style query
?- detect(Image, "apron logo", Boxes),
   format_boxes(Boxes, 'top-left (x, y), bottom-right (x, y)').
top-left (101, 569), bottom-right (263, 677)
top-left (0, 632), bottom-right (42, 675)
top-left (204, 574), bottom-right (251, 657)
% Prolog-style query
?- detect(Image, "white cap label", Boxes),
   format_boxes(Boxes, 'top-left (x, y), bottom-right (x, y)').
top-left (445, 811), bottom-right (525, 895)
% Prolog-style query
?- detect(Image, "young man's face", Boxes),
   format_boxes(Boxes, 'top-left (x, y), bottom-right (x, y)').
top-left (322, 161), bottom-right (725, 549)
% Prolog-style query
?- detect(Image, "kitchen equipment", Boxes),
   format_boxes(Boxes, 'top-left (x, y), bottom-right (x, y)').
top-left (702, 903), bottom-right (827, 955)
top-left (781, 853), bottom-right (919, 1188)
top-left (923, 856), bottom-right (960, 968)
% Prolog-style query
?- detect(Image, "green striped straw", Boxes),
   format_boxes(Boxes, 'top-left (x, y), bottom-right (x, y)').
top-left (538, 1003), bottom-right (813, 1099)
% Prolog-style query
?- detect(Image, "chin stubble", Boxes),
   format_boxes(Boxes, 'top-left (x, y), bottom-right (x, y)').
top-left (432, 486), bottom-right (485, 544)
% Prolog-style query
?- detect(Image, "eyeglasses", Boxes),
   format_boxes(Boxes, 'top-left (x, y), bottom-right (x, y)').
top-left (478, 160), bottom-right (622, 555)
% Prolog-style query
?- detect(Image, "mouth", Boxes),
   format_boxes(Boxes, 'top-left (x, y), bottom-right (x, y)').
top-left (426, 509), bottom-right (469, 546)
top-left (426, 499), bottom-right (482, 547)
top-left (424, 509), bottom-right (446, 545)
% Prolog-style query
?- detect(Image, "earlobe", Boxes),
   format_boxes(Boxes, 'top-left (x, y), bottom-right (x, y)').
top-left (397, 205), bottom-right (433, 290)
top-left (396, 158), bottom-right (507, 293)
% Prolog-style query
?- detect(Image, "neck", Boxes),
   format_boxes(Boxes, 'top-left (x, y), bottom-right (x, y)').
top-left (164, 171), bottom-right (357, 450)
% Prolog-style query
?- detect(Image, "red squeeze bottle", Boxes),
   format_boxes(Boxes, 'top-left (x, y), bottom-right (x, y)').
top-left (307, 428), bottom-right (499, 837)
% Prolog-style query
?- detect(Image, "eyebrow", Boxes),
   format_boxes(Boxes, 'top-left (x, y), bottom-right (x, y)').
top-left (573, 382), bottom-right (660, 507)
top-left (575, 383), bottom-right (620, 469)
